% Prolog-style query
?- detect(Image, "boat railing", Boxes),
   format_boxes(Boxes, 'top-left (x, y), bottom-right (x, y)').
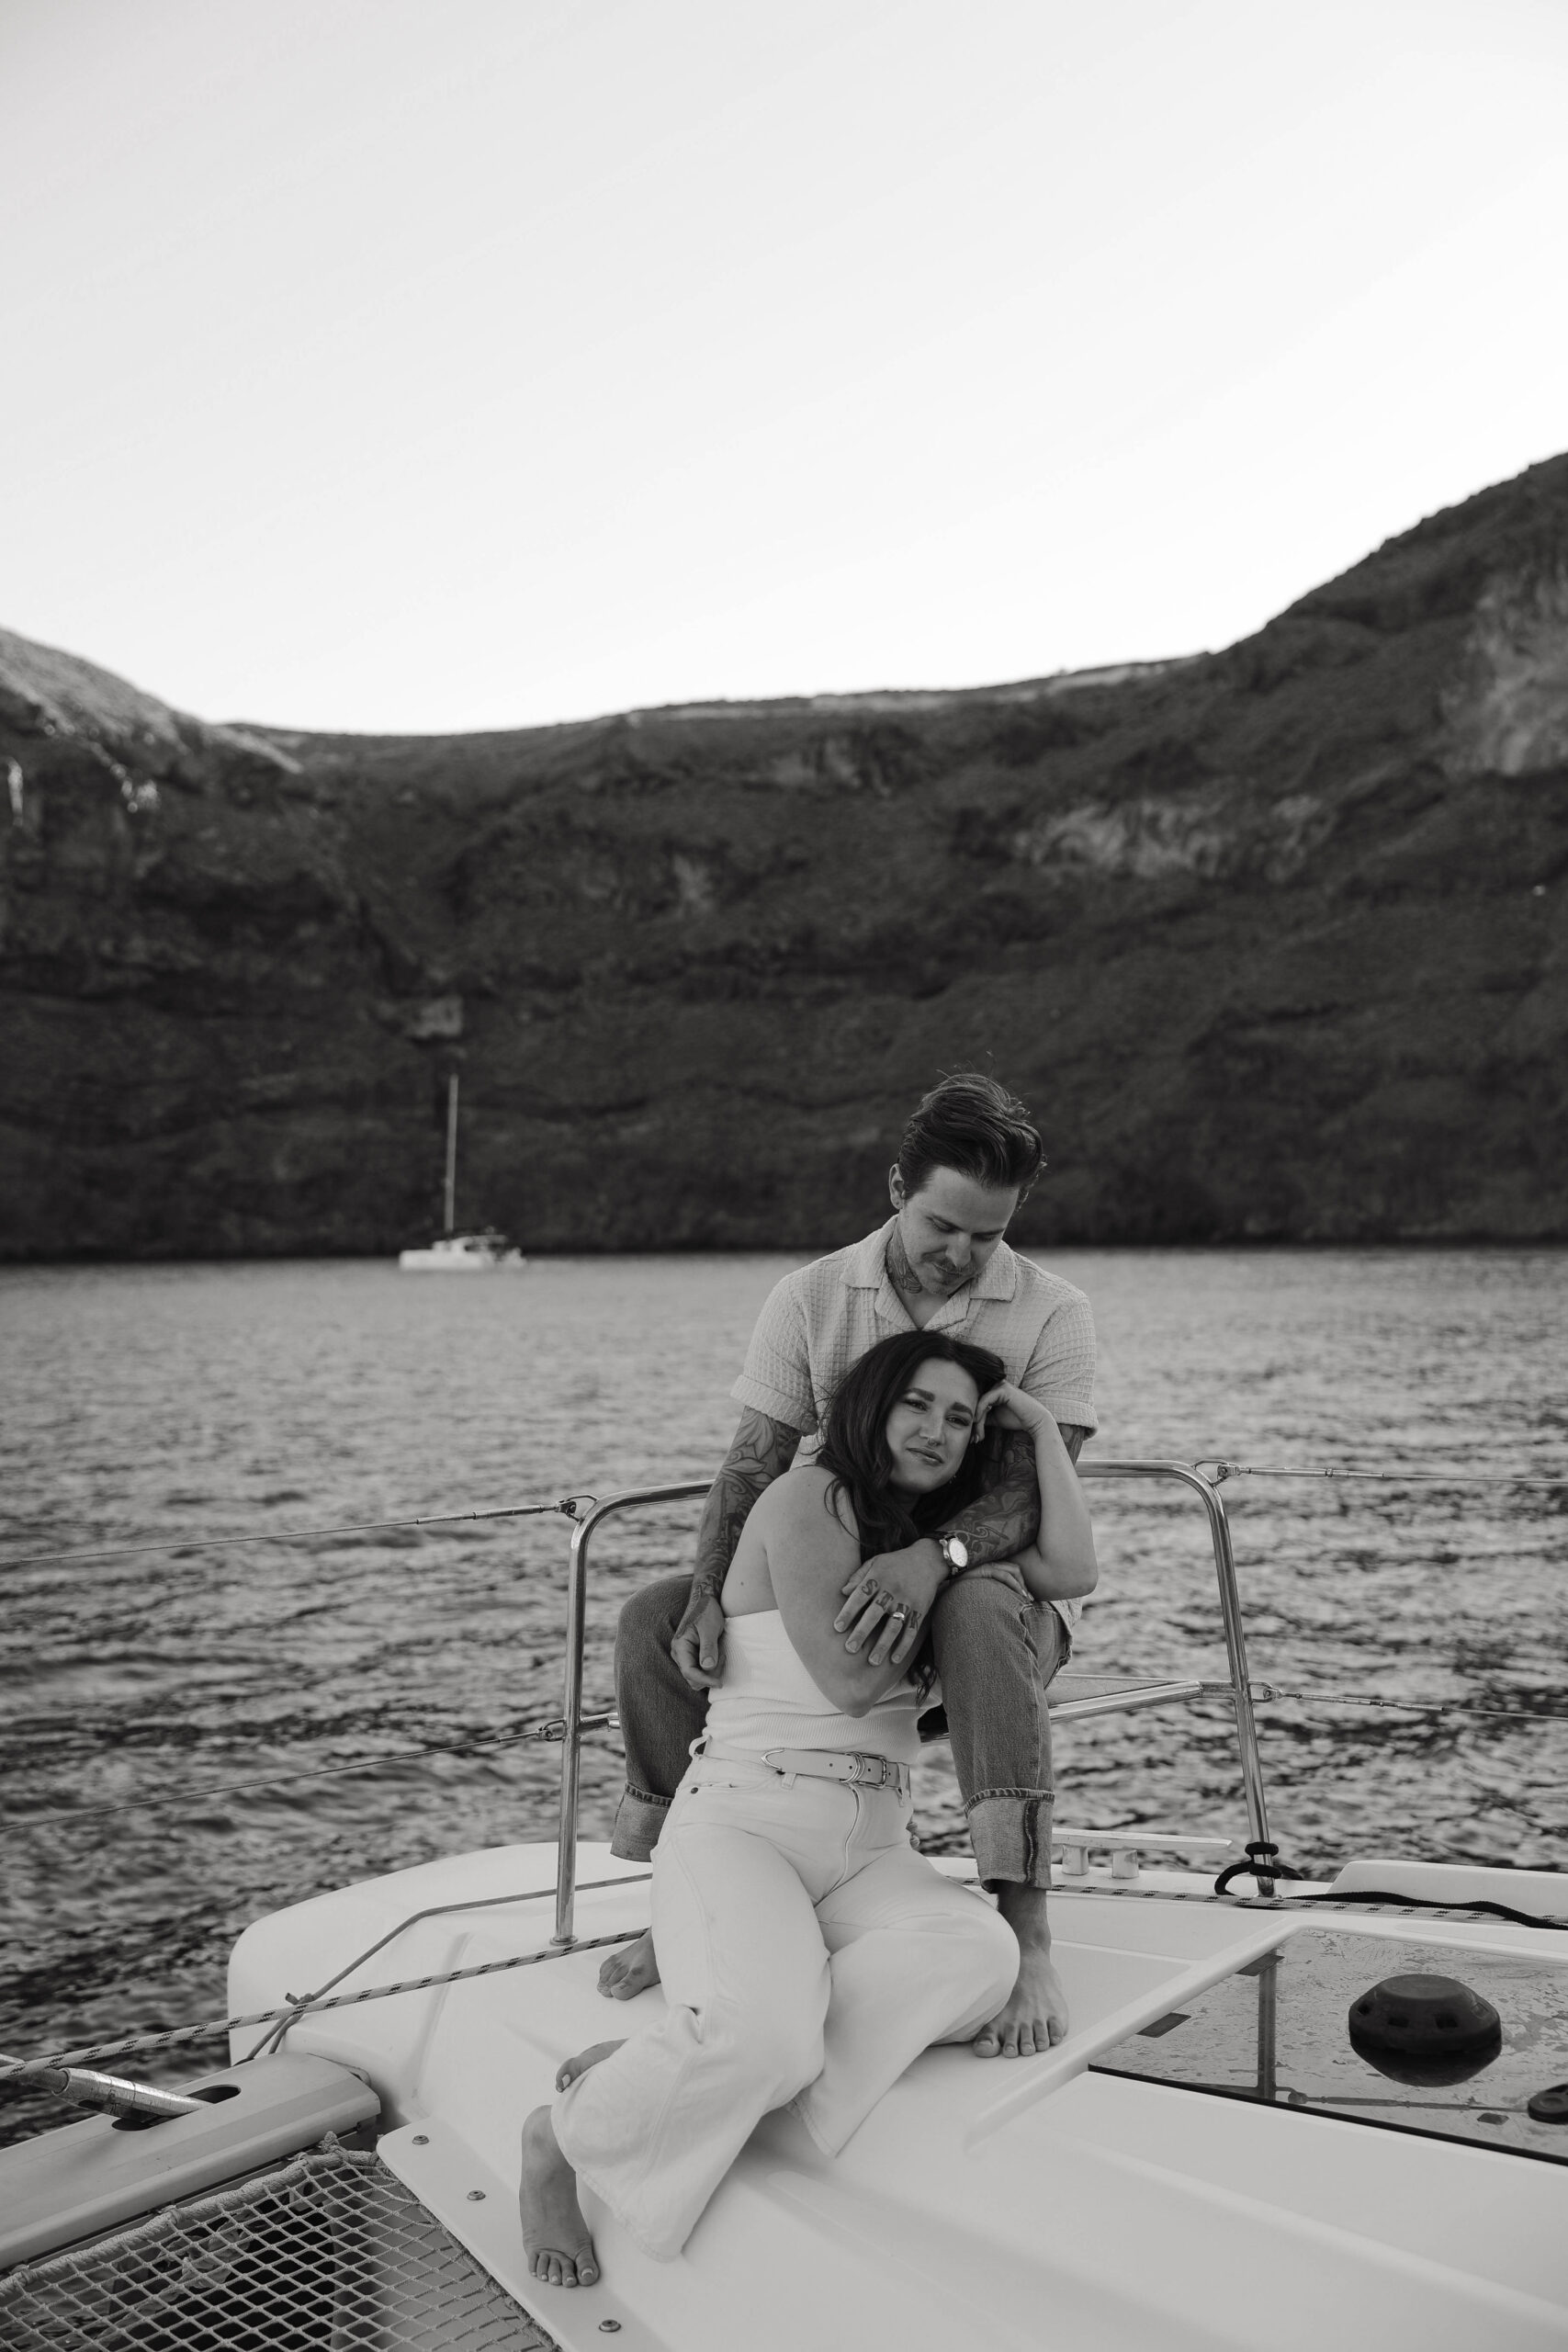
top-left (550, 1460), bottom-right (1274, 1947)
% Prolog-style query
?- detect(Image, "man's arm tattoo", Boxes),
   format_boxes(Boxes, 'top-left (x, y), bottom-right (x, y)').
top-left (937, 1422), bottom-right (1089, 1566)
top-left (691, 1408), bottom-right (802, 1602)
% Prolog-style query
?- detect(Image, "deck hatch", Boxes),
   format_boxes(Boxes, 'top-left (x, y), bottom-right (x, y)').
top-left (1090, 1928), bottom-right (1568, 2165)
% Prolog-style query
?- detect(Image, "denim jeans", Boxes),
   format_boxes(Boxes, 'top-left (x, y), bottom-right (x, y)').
top-left (611, 1566), bottom-right (1066, 1889)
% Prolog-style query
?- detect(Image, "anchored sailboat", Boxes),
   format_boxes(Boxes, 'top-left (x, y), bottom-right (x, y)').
top-left (397, 1075), bottom-right (526, 1272)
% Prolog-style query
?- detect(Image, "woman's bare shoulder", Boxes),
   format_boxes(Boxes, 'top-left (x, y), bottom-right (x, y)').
top-left (754, 1461), bottom-right (857, 1542)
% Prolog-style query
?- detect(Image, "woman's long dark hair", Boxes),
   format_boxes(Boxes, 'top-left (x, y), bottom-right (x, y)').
top-left (817, 1329), bottom-right (1004, 1564)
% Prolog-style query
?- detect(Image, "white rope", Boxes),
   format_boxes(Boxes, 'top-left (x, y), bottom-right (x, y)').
top-left (0, 1876), bottom-right (654, 2084)
top-left (0, 1935), bottom-right (643, 2083)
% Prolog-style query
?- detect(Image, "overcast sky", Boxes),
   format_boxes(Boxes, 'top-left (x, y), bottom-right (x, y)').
top-left (5, 0), bottom-right (1566, 734)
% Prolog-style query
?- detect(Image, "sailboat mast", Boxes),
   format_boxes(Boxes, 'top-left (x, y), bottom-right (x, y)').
top-left (443, 1073), bottom-right (458, 1235)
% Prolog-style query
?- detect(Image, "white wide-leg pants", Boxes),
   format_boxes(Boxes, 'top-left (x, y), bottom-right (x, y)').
top-left (552, 1751), bottom-right (1020, 2262)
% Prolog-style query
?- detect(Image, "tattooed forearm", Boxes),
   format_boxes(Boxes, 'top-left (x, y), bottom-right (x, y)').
top-left (938, 1422), bottom-right (1089, 1566)
top-left (691, 1408), bottom-right (802, 1600)
top-left (938, 1428), bottom-right (1039, 1563)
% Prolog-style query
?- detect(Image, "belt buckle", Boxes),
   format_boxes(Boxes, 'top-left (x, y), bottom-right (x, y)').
top-left (850, 1752), bottom-right (889, 1789)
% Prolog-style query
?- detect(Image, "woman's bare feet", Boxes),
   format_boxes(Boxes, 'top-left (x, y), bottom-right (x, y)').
top-left (973, 1887), bottom-right (1070, 2059)
top-left (518, 2107), bottom-right (598, 2289)
top-left (598, 1928), bottom-right (660, 2001)
top-left (555, 2039), bottom-right (625, 2094)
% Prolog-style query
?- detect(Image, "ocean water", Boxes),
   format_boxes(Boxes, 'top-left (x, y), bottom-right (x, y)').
top-left (2, 1247), bottom-right (1564, 2143)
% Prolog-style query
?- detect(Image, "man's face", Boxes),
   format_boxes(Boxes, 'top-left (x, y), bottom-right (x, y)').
top-left (890, 1163), bottom-right (1020, 1295)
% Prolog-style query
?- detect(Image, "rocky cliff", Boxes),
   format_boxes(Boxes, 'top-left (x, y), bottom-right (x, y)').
top-left (5, 453), bottom-right (1568, 1256)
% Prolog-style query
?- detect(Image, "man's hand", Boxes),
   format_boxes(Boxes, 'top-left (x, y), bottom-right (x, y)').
top-left (833, 1538), bottom-right (946, 1668)
top-left (671, 1589), bottom-right (728, 1691)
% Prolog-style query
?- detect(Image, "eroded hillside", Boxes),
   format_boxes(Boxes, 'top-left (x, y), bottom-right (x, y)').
top-left (4, 454), bottom-right (1567, 1254)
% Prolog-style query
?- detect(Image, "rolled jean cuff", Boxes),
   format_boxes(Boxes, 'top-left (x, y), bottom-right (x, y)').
top-left (965, 1791), bottom-right (1055, 1891)
top-left (611, 1787), bottom-right (670, 1863)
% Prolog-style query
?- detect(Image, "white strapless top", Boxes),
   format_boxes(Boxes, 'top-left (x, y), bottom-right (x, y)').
top-left (705, 1610), bottom-right (921, 1765)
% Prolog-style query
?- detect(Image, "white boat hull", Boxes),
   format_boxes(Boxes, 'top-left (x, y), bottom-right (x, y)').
top-left (397, 1254), bottom-right (526, 1272)
top-left (228, 1839), bottom-right (1568, 2352)
top-left (397, 1236), bottom-right (527, 1272)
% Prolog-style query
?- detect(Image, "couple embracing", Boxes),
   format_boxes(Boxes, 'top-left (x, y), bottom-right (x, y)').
top-left (520, 1073), bottom-right (1100, 2286)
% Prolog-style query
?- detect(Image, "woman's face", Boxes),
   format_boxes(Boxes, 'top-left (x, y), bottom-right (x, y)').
top-left (884, 1357), bottom-right (981, 1495)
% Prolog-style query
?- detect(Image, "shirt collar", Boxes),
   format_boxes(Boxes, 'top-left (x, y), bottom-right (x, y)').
top-left (973, 1238), bottom-right (1020, 1301)
top-left (843, 1219), bottom-right (898, 1289)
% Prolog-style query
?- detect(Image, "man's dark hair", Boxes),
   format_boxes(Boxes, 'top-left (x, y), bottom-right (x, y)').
top-left (817, 1329), bottom-right (1004, 1565)
top-left (896, 1072), bottom-right (1044, 1203)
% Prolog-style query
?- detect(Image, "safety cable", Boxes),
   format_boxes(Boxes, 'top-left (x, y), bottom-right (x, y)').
top-left (1253, 1685), bottom-right (1568, 1724)
top-left (1069, 1679), bottom-right (1567, 1725)
top-left (1192, 1679), bottom-right (1565, 1724)
top-left (1195, 1459), bottom-right (1568, 1489)
top-left (0, 1709), bottom-right (622, 1837)
top-left (0, 1495), bottom-right (598, 1575)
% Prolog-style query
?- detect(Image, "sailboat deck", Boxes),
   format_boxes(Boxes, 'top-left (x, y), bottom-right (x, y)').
top-left (224, 1838), bottom-right (1568, 2352)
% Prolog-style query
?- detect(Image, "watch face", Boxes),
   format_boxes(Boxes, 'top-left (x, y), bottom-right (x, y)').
top-left (947, 1536), bottom-right (969, 1569)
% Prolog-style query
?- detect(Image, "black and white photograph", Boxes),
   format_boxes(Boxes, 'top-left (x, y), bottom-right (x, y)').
top-left (2, 3), bottom-right (1566, 2343)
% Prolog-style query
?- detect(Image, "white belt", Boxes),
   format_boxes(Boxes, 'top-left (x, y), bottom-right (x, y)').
top-left (700, 1739), bottom-right (911, 1801)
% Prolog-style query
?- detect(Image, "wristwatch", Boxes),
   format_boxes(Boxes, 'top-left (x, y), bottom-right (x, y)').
top-left (937, 1534), bottom-right (970, 1578)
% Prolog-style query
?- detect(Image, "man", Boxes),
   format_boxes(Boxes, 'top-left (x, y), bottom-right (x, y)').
top-left (601, 1072), bottom-right (1097, 2056)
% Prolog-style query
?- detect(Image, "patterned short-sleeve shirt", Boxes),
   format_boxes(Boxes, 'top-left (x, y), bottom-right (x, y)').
top-left (730, 1217), bottom-right (1098, 1439)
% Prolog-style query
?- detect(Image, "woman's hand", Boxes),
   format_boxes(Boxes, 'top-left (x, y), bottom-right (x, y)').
top-left (832, 1541), bottom-right (944, 1667)
top-left (972, 1381), bottom-right (1051, 1444)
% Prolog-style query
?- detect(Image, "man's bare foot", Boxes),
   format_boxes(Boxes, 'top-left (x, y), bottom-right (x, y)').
top-left (973, 1885), bottom-right (1069, 2059)
top-left (598, 1928), bottom-right (660, 2001)
top-left (518, 2107), bottom-right (598, 2288)
top-left (556, 2039), bottom-right (625, 2094)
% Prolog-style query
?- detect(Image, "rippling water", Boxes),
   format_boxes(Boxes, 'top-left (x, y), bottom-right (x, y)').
top-left (2, 1248), bottom-right (1564, 2143)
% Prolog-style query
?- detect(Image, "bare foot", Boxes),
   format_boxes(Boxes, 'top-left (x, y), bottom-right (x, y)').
top-left (518, 2107), bottom-right (598, 2289)
top-left (598, 1928), bottom-right (660, 2002)
top-left (556, 2039), bottom-right (625, 2094)
top-left (973, 1886), bottom-right (1069, 2059)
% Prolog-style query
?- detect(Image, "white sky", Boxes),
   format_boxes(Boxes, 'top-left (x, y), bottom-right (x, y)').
top-left (4, 0), bottom-right (1567, 734)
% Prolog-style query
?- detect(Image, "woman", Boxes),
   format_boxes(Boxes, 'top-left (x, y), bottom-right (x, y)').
top-left (517, 1329), bottom-right (1098, 2286)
